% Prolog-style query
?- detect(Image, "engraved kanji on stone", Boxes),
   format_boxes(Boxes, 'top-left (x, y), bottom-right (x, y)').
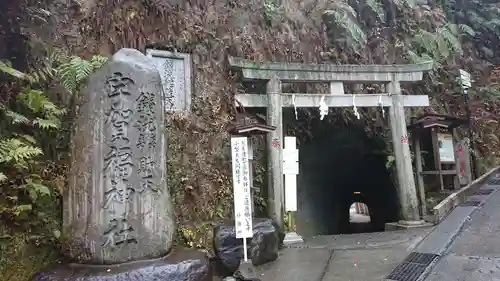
top-left (103, 145), bottom-right (133, 180)
top-left (103, 184), bottom-right (135, 209)
top-left (137, 156), bottom-right (154, 178)
top-left (139, 179), bottom-right (158, 193)
top-left (137, 156), bottom-right (158, 192)
top-left (106, 108), bottom-right (134, 142)
top-left (135, 91), bottom-right (157, 149)
top-left (102, 217), bottom-right (138, 247)
top-left (105, 72), bottom-right (135, 136)
top-left (106, 72), bottom-right (134, 98)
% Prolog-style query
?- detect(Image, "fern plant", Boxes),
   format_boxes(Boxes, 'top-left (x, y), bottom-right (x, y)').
top-left (57, 55), bottom-right (108, 95)
top-left (323, 1), bottom-right (367, 54)
top-left (0, 49), bottom-right (107, 245)
top-left (0, 63), bottom-right (64, 198)
top-left (0, 51), bottom-right (107, 227)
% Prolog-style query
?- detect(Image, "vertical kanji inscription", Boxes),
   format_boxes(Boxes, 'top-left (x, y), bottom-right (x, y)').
top-left (102, 72), bottom-right (137, 247)
top-left (135, 91), bottom-right (159, 193)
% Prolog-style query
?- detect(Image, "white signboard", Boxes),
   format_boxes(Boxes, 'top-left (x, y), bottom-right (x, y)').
top-left (231, 137), bottom-right (253, 238)
top-left (283, 137), bottom-right (298, 211)
top-left (283, 161), bottom-right (299, 175)
top-left (146, 49), bottom-right (192, 112)
top-left (438, 133), bottom-right (455, 163)
top-left (283, 138), bottom-right (299, 175)
top-left (459, 69), bottom-right (471, 88)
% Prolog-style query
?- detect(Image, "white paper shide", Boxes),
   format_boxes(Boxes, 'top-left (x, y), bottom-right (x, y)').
top-left (231, 137), bottom-right (253, 238)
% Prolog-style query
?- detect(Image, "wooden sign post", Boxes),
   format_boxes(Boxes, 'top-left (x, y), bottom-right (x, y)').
top-left (231, 137), bottom-right (253, 261)
top-left (409, 114), bottom-right (469, 217)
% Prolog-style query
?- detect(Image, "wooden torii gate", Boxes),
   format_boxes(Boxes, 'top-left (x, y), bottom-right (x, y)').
top-left (229, 57), bottom-right (434, 229)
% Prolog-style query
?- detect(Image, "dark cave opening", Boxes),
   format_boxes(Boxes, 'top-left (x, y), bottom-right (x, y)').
top-left (293, 123), bottom-right (400, 236)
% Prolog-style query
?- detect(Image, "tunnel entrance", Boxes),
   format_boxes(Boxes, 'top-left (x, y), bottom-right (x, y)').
top-left (294, 123), bottom-right (400, 236)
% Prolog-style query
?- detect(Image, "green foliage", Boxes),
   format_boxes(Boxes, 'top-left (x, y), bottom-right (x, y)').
top-left (0, 51), bottom-right (107, 248)
top-left (262, 0), bottom-right (280, 24)
top-left (409, 23), bottom-right (467, 64)
top-left (324, 2), bottom-right (367, 54)
top-left (0, 62), bottom-right (26, 79)
top-left (0, 63), bottom-right (63, 227)
top-left (320, 0), bottom-right (500, 171)
top-left (364, 0), bottom-right (386, 22)
top-left (57, 55), bottom-right (108, 95)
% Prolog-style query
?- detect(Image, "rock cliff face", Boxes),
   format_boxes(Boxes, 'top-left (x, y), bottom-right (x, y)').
top-left (61, 0), bottom-right (325, 247)
top-left (0, 2), bottom-right (325, 279)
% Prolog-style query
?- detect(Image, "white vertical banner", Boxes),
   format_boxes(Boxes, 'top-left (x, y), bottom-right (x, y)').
top-left (231, 137), bottom-right (253, 239)
top-left (283, 137), bottom-right (298, 211)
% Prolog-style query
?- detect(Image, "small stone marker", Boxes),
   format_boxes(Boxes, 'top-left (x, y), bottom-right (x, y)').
top-left (66, 48), bottom-right (174, 264)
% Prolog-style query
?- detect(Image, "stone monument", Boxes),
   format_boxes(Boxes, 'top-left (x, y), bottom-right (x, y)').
top-left (31, 49), bottom-right (211, 281)
top-left (64, 48), bottom-right (174, 264)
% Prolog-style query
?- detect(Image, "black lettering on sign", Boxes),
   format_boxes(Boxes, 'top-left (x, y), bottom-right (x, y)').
top-left (135, 91), bottom-right (157, 149)
top-left (163, 58), bottom-right (175, 110)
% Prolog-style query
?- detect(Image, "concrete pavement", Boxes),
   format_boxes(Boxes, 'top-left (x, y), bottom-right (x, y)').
top-left (256, 228), bottom-right (432, 281)
top-left (422, 178), bottom-right (500, 281)
top-left (256, 171), bottom-right (500, 281)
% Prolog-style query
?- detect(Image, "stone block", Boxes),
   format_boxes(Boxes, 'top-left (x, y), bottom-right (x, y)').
top-left (30, 249), bottom-right (211, 281)
top-left (233, 261), bottom-right (260, 281)
top-left (213, 218), bottom-right (284, 274)
top-left (65, 48), bottom-right (174, 264)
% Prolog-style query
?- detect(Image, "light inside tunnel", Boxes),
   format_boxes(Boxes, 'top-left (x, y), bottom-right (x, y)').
top-left (349, 202), bottom-right (372, 233)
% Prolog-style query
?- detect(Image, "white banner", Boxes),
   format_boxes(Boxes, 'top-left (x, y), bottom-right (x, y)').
top-left (231, 137), bottom-right (253, 238)
top-left (284, 137), bottom-right (298, 211)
